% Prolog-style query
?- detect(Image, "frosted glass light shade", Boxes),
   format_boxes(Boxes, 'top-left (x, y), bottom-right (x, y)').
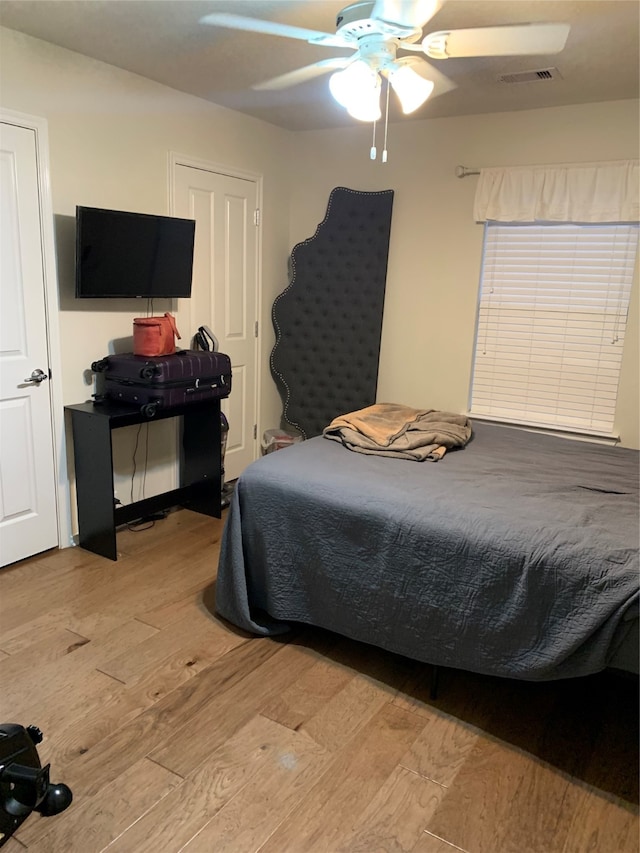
top-left (329, 61), bottom-right (381, 122)
top-left (388, 64), bottom-right (435, 114)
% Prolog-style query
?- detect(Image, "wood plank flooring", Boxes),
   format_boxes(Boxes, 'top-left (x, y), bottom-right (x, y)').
top-left (0, 508), bottom-right (637, 853)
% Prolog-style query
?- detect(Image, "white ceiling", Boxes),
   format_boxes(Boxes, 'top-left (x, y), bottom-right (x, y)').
top-left (1, 0), bottom-right (638, 132)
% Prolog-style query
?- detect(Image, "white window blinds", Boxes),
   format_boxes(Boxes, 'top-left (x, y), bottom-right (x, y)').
top-left (470, 222), bottom-right (638, 435)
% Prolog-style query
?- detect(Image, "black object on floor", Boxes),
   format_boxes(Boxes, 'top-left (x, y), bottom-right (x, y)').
top-left (0, 724), bottom-right (73, 846)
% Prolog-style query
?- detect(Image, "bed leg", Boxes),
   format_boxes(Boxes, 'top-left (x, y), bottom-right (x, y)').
top-left (430, 665), bottom-right (440, 700)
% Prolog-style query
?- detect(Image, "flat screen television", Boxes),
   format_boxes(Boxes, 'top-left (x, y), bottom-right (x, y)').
top-left (75, 206), bottom-right (195, 298)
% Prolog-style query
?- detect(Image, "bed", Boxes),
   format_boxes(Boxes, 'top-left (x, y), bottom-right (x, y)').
top-left (215, 421), bottom-right (639, 681)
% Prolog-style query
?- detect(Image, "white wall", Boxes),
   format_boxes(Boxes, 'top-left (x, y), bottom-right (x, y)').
top-left (0, 26), bottom-right (292, 510)
top-left (286, 99), bottom-right (639, 447)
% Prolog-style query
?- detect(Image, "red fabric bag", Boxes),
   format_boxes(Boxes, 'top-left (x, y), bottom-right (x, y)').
top-left (133, 313), bottom-right (181, 357)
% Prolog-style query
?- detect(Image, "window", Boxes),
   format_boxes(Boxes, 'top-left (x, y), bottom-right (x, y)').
top-left (469, 222), bottom-right (638, 436)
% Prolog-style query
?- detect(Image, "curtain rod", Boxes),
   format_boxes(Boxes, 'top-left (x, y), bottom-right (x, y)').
top-left (455, 165), bottom-right (480, 178)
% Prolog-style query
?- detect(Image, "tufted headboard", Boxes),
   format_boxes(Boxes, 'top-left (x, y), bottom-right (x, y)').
top-left (270, 187), bottom-right (394, 438)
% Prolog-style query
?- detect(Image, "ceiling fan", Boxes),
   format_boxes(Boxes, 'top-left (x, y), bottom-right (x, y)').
top-left (200, 1), bottom-right (571, 122)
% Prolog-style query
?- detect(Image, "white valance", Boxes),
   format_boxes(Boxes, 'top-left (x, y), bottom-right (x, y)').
top-left (474, 159), bottom-right (639, 223)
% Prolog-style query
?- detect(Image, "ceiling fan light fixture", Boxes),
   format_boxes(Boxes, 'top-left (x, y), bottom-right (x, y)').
top-left (346, 87), bottom-right (382, 121)
top-left (388, 64), bottom-right (435, 113)
top-left (329, 60), bottom-right (382, 121)
top-left (200, 4), bottom-right (572, 152)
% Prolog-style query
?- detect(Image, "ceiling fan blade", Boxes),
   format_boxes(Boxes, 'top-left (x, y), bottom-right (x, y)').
top-left (371, 0), bottom-right (443, 29)
top-left (253, 58), bottom-right (352, 91)
top-left (424, 23), bottom-right (571, 59)
top-left (199, 13), bottom-right (349, 47)
top-left (398, 56), bottom-right (457, 98)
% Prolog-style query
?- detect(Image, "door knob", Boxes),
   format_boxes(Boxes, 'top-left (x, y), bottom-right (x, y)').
top-left (24, 369), bottom-right (48, 384)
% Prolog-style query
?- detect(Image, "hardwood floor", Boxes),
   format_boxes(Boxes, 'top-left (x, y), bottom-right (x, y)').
top-left (0, 508), bottom-right (637, 853)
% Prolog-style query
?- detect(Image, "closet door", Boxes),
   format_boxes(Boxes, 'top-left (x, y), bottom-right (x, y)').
top-left (0, 121), bottom-right (58, 566)
top-left (174, 162), bottom-right (259, 481)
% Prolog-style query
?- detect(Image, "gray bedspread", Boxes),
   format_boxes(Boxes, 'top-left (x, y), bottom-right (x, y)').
top-left (215, 422), bottom-right (639, 680)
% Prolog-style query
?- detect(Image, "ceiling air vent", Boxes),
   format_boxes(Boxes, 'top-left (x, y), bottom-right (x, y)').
top-left (497, 67), bottom-right (562, 84)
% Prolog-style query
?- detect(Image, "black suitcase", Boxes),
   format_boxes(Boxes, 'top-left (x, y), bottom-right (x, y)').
top-left (92, 350), bottom-right (231, 417)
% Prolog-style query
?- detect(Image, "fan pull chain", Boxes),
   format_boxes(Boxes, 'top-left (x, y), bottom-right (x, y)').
top-left (370, 118), bottom-right (377, 160)
top-left (382, 78), bottom-right (390, 163)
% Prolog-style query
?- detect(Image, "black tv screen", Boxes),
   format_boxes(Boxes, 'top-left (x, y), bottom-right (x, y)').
top-left (75, 206), bottom-right (195, 298)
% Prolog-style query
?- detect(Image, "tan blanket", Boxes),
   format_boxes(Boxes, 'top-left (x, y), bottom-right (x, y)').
top-left (323, 403), bottom-right (472, 461)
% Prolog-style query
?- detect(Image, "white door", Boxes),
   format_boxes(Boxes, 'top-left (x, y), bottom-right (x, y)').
top-left (174, 163), bottom-right (259, 482)
top-left (0, 121), bottom-right (58, 567)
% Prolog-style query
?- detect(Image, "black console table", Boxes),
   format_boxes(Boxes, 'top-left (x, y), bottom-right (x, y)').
top-left (66, 399), bottom-right (221, 561)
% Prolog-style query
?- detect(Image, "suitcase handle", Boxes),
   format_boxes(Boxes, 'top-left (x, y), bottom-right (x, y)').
top-left (166, 313), bottom-right (181, 341)
top-left (194, 326), bottom-right (218, 352)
